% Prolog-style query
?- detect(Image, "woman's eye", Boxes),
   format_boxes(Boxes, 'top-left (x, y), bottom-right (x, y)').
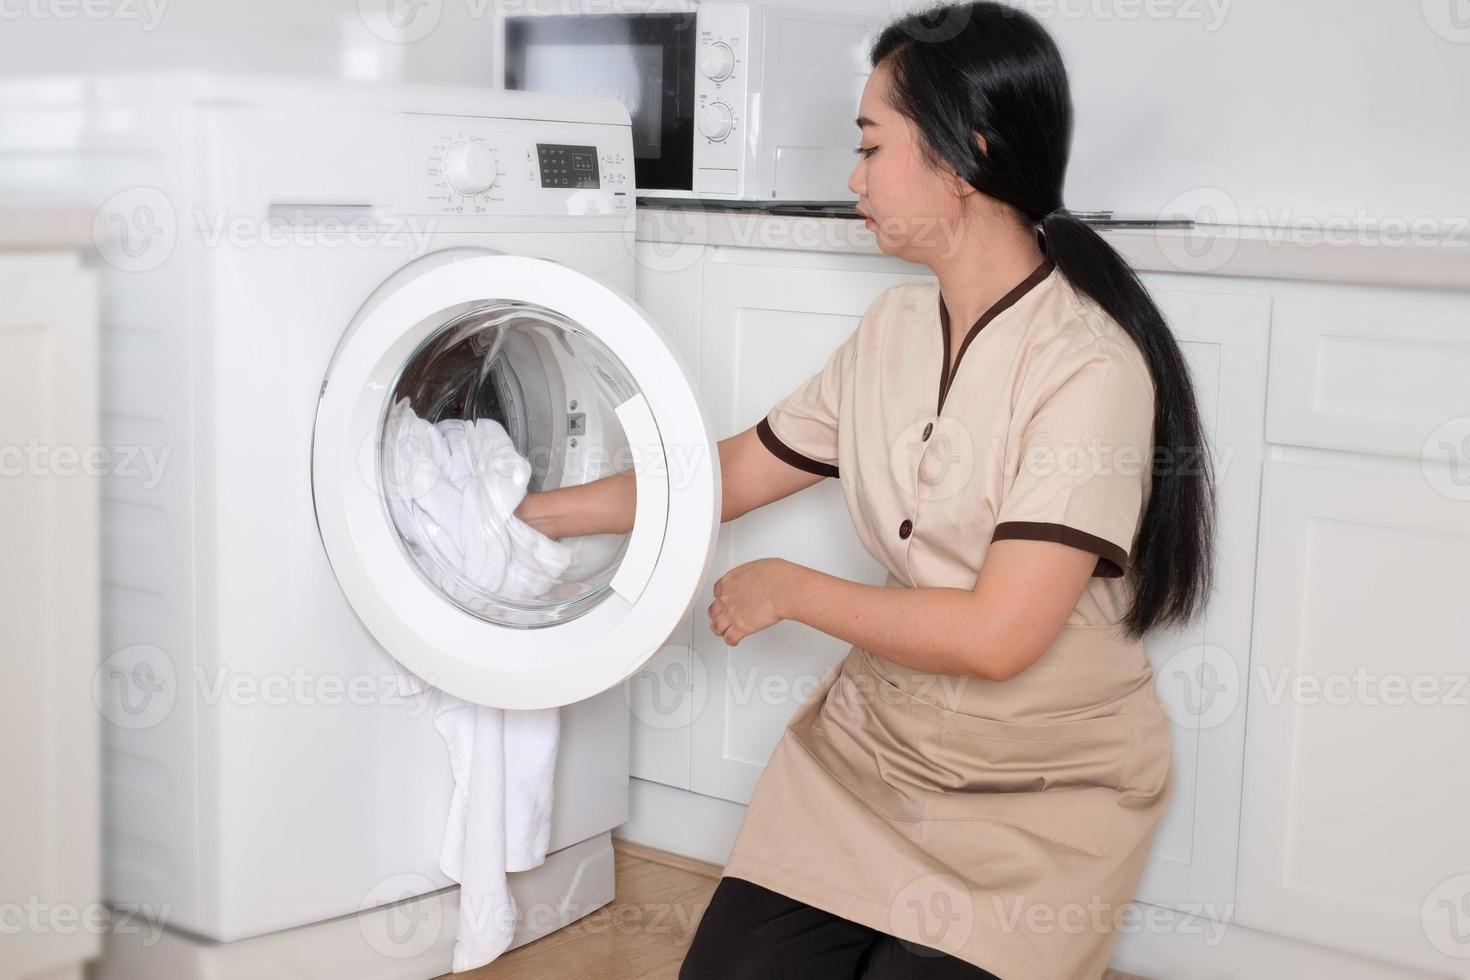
top-left (854, 146), bottom-right (877, 158)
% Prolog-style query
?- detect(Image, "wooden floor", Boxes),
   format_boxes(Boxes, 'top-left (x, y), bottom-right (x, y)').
top-left (452, 840), bottom-right (1154, 980)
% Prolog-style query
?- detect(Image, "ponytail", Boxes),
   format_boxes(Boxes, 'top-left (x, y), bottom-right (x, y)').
top-left (1039, 210), bottom-right (1215, 636)
top-left (874, 4), bottom-right (1216, 636)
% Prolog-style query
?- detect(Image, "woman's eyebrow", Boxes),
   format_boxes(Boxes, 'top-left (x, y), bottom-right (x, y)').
top-left (856, 116), bottom-right (881, 129)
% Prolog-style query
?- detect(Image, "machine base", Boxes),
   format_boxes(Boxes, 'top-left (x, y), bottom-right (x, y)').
top-left (94, 831), bottom-right (617, 980)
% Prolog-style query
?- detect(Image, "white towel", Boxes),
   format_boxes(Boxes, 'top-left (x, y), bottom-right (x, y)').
top-left (383, 397), bottom-right (574, 972)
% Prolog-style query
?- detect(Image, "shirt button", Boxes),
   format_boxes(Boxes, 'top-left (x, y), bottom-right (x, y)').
top-left (922, 422), bottom-right (933, 441)
top-left (899, 519), bottom-right (913, 540)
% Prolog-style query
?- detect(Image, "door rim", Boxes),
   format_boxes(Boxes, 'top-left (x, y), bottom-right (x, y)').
top-left (312, 254), bottom-right (720, 710)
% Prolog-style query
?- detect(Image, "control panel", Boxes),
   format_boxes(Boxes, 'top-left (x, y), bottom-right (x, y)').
top-left (692, 3), bottom-right (751, 196)
top-left (417, 120), bottom-right (634, 216)
top-left (537, 143), bottom-right (599, 189)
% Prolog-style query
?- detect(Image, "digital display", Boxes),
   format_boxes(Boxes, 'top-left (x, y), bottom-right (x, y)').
top-left (537, 143), bottom-right (601, 189)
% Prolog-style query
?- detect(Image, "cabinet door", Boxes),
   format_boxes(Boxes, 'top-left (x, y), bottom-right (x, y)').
top-left (1131, 282), bottom-right (1272, 914)
top-left (1237, 457), bottom-right (1470, 975)
top-left (626, 241), bottom-right (707, 789)
top-left (0, 253), bottom-right (100, 980)
top-left (688, 261), bottom-right (924, 803)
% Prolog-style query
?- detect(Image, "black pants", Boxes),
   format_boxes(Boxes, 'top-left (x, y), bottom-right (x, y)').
top-left (679, 876), bottom-right (1003, 980)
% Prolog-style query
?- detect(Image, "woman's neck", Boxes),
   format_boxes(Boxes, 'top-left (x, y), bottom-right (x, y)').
top-left (930, 223), bottom-right (1048, 340)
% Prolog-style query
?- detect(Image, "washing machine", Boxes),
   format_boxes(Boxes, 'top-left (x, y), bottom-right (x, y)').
top-left (0, 75), bottom-right (720, 978)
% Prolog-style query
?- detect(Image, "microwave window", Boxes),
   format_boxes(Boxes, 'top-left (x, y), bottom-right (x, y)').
top-left (504, 12), bottom-right (697, 192)
top-left (523, 43), bottom-right (665, 158)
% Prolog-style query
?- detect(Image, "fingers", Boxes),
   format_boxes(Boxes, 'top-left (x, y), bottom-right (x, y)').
top-left (707, 599), bottom-right (739, 645)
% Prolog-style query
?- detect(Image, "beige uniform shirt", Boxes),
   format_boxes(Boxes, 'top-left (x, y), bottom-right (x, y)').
top-left (721, 258), bottom-right (1175, 980)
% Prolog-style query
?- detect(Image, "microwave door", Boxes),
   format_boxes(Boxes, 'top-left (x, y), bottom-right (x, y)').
top-left (505, 13), bottom-right (697, 192)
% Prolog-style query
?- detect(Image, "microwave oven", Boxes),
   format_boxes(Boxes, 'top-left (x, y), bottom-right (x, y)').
top-left (500, 1), bottom-right (870, 204)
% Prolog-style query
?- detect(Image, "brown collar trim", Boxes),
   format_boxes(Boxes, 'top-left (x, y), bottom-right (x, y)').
top-left (937, 256), bottom-right (1056, 414)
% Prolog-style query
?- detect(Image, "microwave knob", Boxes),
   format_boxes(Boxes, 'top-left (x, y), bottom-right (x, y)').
top-left (445, 141), bottom-right (499, 194)
top-left (700, 42), bottom-right (736, 82)
top-left (698, 102), bottom-right (736, 142)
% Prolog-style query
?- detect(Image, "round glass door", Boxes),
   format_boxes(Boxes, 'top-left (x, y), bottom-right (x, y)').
top-left (313, 249), bottom-right (721, 710)
top-left (382, 297), bottom-right (639, 627)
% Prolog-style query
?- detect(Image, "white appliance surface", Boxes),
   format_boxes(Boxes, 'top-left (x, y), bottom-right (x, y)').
top-left (501, 1), bottom-right (871, 203)
top-left (0, 73), bottom-right (720, 966)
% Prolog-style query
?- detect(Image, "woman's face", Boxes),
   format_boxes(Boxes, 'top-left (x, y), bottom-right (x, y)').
top-left (848, 58), bottom-right (968, 263)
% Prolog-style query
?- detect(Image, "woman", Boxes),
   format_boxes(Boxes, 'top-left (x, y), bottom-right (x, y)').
top-left (519, 3), bottom-right (1214, 977)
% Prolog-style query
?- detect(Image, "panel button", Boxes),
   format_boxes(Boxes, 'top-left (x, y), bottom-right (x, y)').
top-left (922, 422), bottom-right (933, 441)
top-left (898, 519), bottom-right (913, 540)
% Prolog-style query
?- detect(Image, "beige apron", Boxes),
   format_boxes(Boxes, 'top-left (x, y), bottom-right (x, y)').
top-left (723, 260), bottom-right (1174, 980)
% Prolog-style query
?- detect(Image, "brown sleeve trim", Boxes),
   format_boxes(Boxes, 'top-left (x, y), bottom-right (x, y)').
top-left (991, 521), bottom-right (1128, 579)
top-left (756, 416), bottom-right (839, 479)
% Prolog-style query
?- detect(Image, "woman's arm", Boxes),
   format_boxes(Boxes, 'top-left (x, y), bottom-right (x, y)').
top-left (774, 538), bottom-right (1098, 681)
top-left (514, 424), bottom-right (827, 538)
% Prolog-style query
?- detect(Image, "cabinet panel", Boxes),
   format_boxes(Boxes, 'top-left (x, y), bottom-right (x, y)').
top-left (1238, 458), bottom-right (1470, 975)
top-left (690, 261), bottom-right (923, 803)
top-left (1129, 280), bottom-right (1272, 914)
top-left (0, 253), bottom-right (100, 980)
top-left (626, 241), bottom-right (707, 789)
top-left (1266, 283), bottom-right (1470, 460)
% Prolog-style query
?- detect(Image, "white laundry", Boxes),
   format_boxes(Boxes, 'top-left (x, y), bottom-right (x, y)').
top-left (383, 397), bottom-right (575, 972)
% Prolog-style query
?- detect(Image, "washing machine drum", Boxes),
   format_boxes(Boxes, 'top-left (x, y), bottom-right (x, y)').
top-left (386, 297), bottom-right (634, 628)
top-left (312, 249), bottom-right (720, 710)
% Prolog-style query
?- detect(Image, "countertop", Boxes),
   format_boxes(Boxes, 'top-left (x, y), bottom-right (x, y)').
top-left (635, 206), bottom-right (1470, 292)
top-left (0, 207), bottom-right (97, 249)
top-left (7, 204), bottom-right (1465, 291)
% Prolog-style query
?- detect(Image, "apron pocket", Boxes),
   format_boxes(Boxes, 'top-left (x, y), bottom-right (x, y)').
top-left (786, 658), bottom-right (945, 823)
top-left (852, 649), bottom-right (1134, 857)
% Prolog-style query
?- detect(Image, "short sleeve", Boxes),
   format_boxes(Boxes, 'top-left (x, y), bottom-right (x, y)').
top-left (991, 343), bottom-right (1155, 578)
top-left (755, 326), bottom-right (859, 480)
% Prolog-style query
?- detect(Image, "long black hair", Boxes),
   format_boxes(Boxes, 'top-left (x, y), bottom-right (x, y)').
top-left (872, 1), bottom-right (1214, 638)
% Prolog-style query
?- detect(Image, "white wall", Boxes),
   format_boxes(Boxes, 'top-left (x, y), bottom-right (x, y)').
top-left (869, 0), bottom-right (1470, 229)
top-left (1039, 0), bottom-right (1470, 230)
top-left (2, 0), bottom-right (1463, 228)
top-left (0, 0), bottom-right (500, 85)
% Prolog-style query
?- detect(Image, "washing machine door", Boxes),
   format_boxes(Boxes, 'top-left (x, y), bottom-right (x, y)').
top-left (312, 250), bottom-right (721, 710)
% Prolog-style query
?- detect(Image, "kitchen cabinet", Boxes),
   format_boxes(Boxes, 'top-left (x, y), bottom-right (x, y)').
top-left (1237, 454), bottom-right (1470, 975)
top-left (687, 256), bottom-right (923, 804)
top-left (629, 215), bottom-right (1470, 978)
top-left (1127, 278), bottom-right (1271, 914)
top-left (633, 240), bottom-right (1273, 916)
top-left (0, 251), bottom-right (101, 980)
